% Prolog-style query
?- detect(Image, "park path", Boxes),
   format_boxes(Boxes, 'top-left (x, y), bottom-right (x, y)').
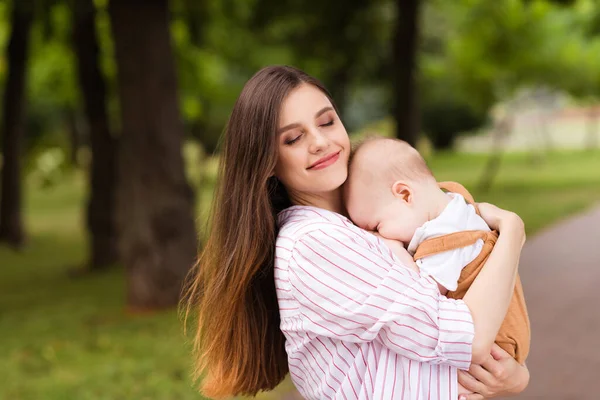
top-left (503, 204), bottom-right (600, 400)
top-left (276, 205), bottom-right (600, 400)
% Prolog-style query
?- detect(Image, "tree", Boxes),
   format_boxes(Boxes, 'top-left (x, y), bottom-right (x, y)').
top-left (392, 0), bottom-right (421, 147)
top-left (418, 0), bottom-right (489, 150)
top-left (108, 0), bottom-right (197, 309)
top-left (431, 0), bottom-right (569, 189)
top-left (556, 1), bottom-right (600, 149)
top-left (71, 0), bottom-right (119, 270)
top-left (0, 0), bottom-right (34, 248)
top-left (250, 0), bottom-right (387, 120)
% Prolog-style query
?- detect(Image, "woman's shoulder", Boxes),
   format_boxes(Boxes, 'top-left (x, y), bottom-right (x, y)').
top-left (276, 205), bottom-right (379, 253)
top-left (278, 205), bottom-right (351, 238)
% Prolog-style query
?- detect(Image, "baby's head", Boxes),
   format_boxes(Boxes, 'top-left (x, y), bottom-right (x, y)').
top-left (344, 137), bottom-right (441, 243)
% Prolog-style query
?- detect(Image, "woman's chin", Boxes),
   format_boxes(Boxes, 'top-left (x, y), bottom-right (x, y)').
top-left (312, 171), bottom-right (348, 193)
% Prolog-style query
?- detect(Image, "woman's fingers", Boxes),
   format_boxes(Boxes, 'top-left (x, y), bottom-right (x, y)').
top-left (477, 202), bottom-right (526, 246)
top-left (459, 393), bottom-right (485, 400)
top-left (490, 342), bottom-right (510, 361)
top-left (478, 344), bottom-right (513, 382)
top-left (460, 356), bottom-right (505, 398)
top-left (475, 202), bottom-right (504, 230)
top-left (461, 345), bottom-right (529, 398)
top-left (457, 370), bottom-right (484, 394)
top-left (468, 362), bottom-right (497, 387)
top-left (477, 202), bottom-right (525, 233)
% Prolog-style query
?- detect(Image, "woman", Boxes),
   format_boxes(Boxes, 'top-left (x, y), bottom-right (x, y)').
top-left (185, 65), bottom-right (529, 400)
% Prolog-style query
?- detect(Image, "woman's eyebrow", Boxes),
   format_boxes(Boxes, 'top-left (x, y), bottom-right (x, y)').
top-left (277, 123), bottom-right (300, 134)
top-left (278, 106), bottom-right (334, 134)
top-left (315, 106), bottom-right (333, 118)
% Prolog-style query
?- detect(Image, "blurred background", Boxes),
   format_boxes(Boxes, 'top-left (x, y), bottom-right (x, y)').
top-left (0, 0), bottom-right (598, 399)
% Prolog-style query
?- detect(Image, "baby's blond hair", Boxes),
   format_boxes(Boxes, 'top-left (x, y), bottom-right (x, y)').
top-left (348, 136), bottom-right (434, 193)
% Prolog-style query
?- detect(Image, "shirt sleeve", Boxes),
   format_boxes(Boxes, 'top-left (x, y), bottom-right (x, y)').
top-left (287, 225), bottom-right (474, 370)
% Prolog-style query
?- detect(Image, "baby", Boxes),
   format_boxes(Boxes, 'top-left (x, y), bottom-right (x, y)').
top-left (344, 136), bottom-right (530, 364)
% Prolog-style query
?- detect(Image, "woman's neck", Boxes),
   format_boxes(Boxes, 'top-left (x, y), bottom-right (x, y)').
top-left (288, 188), bottom-right (347, 217)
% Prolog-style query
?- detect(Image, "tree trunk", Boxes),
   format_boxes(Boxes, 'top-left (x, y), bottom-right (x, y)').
top-left (392, 0), bottom-right (421, 147)
top-left (0, 1), bottom-right (34, 248)
top-left (478, 116), bottom-right (513, 193)
top-left (72, 0), bottom-right (120, 270)
top-left (108, 0), bottom-right (197, 310)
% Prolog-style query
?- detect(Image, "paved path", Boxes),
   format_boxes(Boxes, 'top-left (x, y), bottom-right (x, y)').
top-left (507, 205), bottom-right (600, 400)
top-left (274, 206), bottom-right (600, 399)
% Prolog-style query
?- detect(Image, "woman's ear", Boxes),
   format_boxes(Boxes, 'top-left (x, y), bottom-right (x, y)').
top-left (391, 181), bottom-right (412, 203)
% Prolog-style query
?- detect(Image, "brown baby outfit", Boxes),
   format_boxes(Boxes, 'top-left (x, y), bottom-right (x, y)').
top-left (413, 181), bottom-right (530, 364)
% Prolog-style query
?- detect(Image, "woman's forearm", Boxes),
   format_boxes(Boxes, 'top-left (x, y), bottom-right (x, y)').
top-left (463, 219), bottom-right (524, 364)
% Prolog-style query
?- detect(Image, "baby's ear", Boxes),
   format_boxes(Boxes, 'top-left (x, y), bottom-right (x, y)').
top-left (391, 181), bottom-right (411, 202)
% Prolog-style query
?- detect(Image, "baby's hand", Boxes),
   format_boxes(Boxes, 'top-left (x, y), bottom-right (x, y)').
top-left (371, 233), bottom-right (419, 273)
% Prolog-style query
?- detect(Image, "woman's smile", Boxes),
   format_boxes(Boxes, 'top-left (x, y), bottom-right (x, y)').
top-left (308, 150), bottom-right (341, 170)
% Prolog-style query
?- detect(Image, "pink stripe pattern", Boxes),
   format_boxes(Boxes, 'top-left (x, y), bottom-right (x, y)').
top-left (275, 206), bottom-right (474, 400)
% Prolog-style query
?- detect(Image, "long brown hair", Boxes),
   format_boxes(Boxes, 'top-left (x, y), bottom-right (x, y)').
top-left (183, 66), bottom-right (337, 398)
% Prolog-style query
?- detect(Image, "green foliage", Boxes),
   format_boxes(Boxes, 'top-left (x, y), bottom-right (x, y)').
top-left (0, 1), bottom-right (9, 81)
top-left (434, 0), bottom-right (553, 109)
top-left (26, 3), bottom-right (78, 150)
top-left (418, 0), bottom-right (600, 148)
top-left (249, 0), bottom-right (391, 95)
top-left (545, 0), bottom-right (600, 100)
top-left (1, 0), bottom-right (600, 157)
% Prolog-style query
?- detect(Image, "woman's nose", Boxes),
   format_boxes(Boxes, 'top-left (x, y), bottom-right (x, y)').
top-left (308, 128), bottom-right (329, 153)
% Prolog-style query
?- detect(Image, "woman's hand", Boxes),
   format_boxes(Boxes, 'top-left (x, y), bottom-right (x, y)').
top-left (477, 203), bottom-right (526, 246)
top-left (458, 344), bottom-right (530, 400)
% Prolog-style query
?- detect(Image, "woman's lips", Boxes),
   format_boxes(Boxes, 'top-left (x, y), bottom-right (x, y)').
top-left (308, 151), bottom-right (341, 170)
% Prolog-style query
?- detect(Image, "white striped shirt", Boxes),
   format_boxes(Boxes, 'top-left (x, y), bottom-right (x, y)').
top-left (275, 206), bottom-right (474, 400)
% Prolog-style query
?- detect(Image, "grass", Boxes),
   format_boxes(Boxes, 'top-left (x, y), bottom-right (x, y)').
top-left (1, 149), bottom-right (599, 400)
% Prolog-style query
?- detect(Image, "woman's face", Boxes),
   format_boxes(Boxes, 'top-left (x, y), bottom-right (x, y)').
top-left (274, 84), bottom-right (351, 199)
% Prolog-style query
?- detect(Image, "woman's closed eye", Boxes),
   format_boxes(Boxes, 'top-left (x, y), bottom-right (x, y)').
top-left (285, 133), bottom-right (302, 145)
top-left (317, 113), bottom-right (336, 127)
top-left (283, 116), bottom-right (334, 145)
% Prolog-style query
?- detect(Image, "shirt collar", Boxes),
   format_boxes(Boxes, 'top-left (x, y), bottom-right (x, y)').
top-left (277, 205), bottom-right (351, 227)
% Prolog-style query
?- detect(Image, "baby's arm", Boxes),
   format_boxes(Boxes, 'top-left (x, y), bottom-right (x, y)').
top-left (373, 233), bottom-right (448, 293)
top-left (371, 232), bottom-right (418, 272)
